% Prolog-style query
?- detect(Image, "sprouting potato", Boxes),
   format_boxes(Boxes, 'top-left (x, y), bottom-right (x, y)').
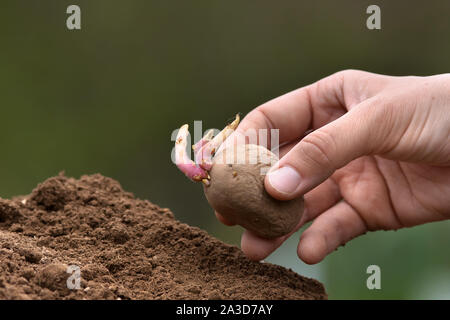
top-left (174, 115), bottom-right (304, 239)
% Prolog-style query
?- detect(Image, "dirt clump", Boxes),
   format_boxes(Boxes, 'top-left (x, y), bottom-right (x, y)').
top-left (0, 173), bottom-right (326, 299)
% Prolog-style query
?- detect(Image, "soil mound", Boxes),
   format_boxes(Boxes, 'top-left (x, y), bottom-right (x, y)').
top-left (0, 173), bottom-right (326, 299)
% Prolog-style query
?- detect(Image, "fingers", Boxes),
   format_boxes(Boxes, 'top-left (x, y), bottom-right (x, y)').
top-left (298, 201), bottom-right (367, 264)
top-left (240, 216), bottom-right (304, 261)
top-left (217, 177), bottom-right (340, 261)
top-left (237, 178), bottom-right (341, 261)
top-left (214, 210), bottom-right (288, 261)
top-left (302, 178), bottom-right (341, 224)
top-left (277, 130), bottom-right (312, 158)
top-left (237, 70), bottom-right (393, 150)
top-left (215, 211), bottom-right (287, 261)
top-left (236, 71), bottom-right (350, 147)
top-left (215, 209), bottom-right (296, 261)
top-left (265, 102), bottom-right (377, 200)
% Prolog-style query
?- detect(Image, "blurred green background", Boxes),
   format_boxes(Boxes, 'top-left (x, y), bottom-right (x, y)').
top-left (0, 0), bottom-right (449, 299)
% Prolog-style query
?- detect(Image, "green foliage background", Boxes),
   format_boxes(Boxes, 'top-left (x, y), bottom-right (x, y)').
top-left (0, 0), bottom-right (449, 299)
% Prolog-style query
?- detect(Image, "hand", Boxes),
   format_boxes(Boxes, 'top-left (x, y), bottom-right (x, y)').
top-left (215, 70), bottom-right (450, 264)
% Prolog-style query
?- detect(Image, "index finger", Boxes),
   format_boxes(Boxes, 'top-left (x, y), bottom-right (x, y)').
top-left (236, 73), bottom-right (346, 148)
top-left (236, 70), bottom-right (392, 149)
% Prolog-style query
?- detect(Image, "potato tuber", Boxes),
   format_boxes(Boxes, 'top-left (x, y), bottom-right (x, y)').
top-left (174, 116), bottom-right (304, 239)
top-left (204, 144), bottom-right (303, 238)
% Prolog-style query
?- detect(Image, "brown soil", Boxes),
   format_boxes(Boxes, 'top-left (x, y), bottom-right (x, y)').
top-left (0, 173), bottom-right (326, 300)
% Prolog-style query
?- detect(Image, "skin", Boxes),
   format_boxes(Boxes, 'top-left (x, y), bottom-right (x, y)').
top-left (215, 70), bottom-right (450, 264)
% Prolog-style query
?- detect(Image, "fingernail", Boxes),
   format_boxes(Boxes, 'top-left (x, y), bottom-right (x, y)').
top-left (267, 166), bottom-right (301, 195)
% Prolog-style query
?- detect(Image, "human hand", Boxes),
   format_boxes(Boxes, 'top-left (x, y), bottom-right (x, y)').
top-left (215, 70), bottom-right (450, 264)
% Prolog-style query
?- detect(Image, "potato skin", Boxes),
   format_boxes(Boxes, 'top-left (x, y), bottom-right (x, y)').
top-left (204, 144), bottom-right (304, 239)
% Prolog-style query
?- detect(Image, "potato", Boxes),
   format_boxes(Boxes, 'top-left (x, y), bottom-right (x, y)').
top-left (203, 144), bottom-right (304, 239)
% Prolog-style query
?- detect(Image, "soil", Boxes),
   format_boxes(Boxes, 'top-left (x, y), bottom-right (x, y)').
top-left (0, 173), bottom-right (326, 300)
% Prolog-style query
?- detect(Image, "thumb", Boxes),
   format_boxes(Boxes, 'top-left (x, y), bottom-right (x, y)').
top-left (265, 103), bottom-right (377, 200)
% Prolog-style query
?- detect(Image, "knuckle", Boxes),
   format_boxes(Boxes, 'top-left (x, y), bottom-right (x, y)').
top-left (359, 98), bottom-right (394, 153)
top-left (299, 130), bottom-right (336, 171)
top-left (335, 69), bottom-right (362, 80)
